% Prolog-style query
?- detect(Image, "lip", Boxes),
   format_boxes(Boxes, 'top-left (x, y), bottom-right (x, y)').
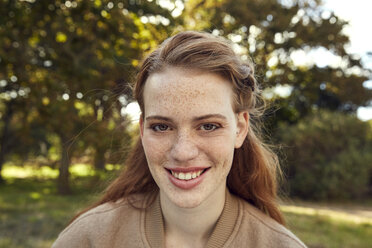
top-left (165, 166), bottom-right (209, 173)
top-left (165, 167), bottom-right (210, 190)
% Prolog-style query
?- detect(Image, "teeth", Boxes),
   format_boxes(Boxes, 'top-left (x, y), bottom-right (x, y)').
top-left (179, 172), bottom-right (185, 180)
top-left (185, 173), bottom-right (191, 180)
top-left (171, 169), bottom-right (204, 181)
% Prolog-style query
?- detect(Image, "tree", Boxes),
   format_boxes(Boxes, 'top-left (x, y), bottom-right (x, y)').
top-left (0, 0), bottom-right (175, 192)
top-left (182, 0), bottom-right (371, 124)
top-left (277, 111), bottom-right (372, 199)
top-left (0, 0), bottom-right (40, 182)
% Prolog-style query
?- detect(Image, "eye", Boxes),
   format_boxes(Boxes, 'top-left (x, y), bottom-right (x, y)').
top-left (151, 124), bottom-right (170, 132)
top-left (200, 123), bottom-right (220, 131)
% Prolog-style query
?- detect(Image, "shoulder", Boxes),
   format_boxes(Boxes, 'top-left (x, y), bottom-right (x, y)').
top-left (233, 195), bottom-right (307, 248)
top-left (62, 194), bottom-right (145, 234)
top-left (52, 194), bottom-right (148, 248)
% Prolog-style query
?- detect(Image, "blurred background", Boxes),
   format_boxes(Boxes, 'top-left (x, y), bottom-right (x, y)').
top-left (0, 0), bottom-right (371, 247)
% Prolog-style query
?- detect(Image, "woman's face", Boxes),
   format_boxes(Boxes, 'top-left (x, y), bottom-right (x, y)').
top-left (140, 67), bottom-right (249, 208)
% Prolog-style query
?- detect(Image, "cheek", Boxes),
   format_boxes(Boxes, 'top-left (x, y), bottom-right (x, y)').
top-left (203, 136), bottom-right (235, 168)
top-left (142, 135), bottom-right (171, 164)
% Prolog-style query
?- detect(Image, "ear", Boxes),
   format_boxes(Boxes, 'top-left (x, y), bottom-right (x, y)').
top-left (234, 111), bottom-right (249, 148)
top-left (139, 114), bottom-right (144, 138)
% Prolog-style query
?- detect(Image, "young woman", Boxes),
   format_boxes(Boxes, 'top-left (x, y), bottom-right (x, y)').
top-left (53, 31), bottom-right (306, 248)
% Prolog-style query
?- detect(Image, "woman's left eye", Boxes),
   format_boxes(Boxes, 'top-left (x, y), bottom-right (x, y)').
top-left (200, 123), bottom-right (220, 131)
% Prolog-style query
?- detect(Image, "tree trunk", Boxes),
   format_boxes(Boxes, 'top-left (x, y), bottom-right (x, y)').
top-left (0, 152), bottom-right (5, 184)
top-left (94, 148), bottom-right (106, 171)
top-left (57, 136), bottom-right (72, 194)
top-left (0, 101), bottom-right (14, 184)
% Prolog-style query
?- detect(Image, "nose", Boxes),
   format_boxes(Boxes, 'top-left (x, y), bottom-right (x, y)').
top-left (170, 132), bottom-right (199, 162)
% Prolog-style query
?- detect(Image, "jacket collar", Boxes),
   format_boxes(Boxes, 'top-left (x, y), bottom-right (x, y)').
top-left (144, 190), bottom-right (240, 248)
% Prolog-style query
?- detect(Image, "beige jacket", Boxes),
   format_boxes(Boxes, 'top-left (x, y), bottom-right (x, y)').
top-left (52, 191), bottom-right (306, 247)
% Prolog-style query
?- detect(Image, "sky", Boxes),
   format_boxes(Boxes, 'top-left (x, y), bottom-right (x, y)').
top-left (323, 0), bottom-right (372, 121)
top-left (323, 0), bottom-right (372, 58)
top-left (125, 0), bottom-right (372, 122)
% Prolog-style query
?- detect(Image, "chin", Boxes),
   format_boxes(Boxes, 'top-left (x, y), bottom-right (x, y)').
top-left (162, 188), bottom-right (207, 209)
top-left (172, 196), bottom-right (203, 209)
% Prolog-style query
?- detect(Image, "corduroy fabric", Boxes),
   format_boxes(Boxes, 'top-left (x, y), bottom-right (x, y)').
top-left (52, 191), bottom-right (306, 248)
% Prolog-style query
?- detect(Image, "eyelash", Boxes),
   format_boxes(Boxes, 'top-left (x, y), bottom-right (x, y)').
top-left (150, 124), bottom-right (171, 132)
top-left (199, 123), bottom-right (221, 131)
top-left (149, 123), bottom-right (222, 132)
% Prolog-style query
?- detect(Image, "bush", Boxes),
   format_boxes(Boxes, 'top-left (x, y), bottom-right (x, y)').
top-left (277, 111), bottom-right (372, 200)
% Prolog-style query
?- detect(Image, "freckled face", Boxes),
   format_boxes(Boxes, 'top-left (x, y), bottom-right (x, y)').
top-left (140, 67), bottom-right (248, 208)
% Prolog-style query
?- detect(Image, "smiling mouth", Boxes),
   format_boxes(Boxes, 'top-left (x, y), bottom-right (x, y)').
top-left (166, 168), bottom-right (209, 181)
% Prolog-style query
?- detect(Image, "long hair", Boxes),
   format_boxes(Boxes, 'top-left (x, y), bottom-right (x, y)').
top-left (72, 31), bottom-right (285, 225)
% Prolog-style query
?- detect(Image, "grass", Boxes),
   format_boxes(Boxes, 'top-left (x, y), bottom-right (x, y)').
top-left (283, 206), bottom-right (372, 248)
top-left (0, 178), bottom-right (93, 248)
top-left (0, 164), bottom-right (116, 248)
top-left (1, 164), bottom-right (372, 248)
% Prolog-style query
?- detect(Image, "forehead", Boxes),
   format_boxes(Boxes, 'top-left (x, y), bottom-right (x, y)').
top-left (143, 67), bottom-right (235, 117)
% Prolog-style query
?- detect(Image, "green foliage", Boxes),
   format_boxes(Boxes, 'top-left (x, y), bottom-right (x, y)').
top-left (277, 111), bottom-right (372, 200)
top-left (0, 0), bottom-right (177, 188)
top-left (182, 0), bottom-right (372, 200)
top-left (0, 0), bottom-right (371, 198)
top-left (183, 0), bottom-right (372, 122)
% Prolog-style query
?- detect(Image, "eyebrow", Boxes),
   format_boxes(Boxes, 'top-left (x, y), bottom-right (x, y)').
top-left (145, 114), bottom-right (228, 122)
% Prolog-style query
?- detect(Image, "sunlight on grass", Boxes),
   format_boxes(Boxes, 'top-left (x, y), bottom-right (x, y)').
top-left (2, 163), bottom-right (121, 180)
top-left (3, 165), bottom-right (58, 179)
top-left (281, 205), bottom-right (372, 225)
top-left (29, 192), bottom-right (42, 200)
top-left (105, 164), bottom-right (122, 171)
top-left (69, 163), bottom-right (95, 177)
top-left (0, 175), bottom-right (100, 248)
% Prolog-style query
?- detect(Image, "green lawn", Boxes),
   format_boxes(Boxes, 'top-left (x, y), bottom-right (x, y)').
top-left (0, 164), bottom-right (371, 248)
top-left (283, 207), bottom-right (372, 248)
top-left (0, 164), bottom-right (113, 248)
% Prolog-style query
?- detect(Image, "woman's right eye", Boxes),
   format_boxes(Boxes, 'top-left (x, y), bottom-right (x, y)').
top-left (151, 124), bottom-right (170, 132)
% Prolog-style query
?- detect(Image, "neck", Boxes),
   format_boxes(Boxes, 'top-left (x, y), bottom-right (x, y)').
top-left (160, 184), bottom-right (226, 248)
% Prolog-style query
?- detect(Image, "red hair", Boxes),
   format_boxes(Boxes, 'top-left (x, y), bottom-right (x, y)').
top-left (72, 31), bottom-right (285, 225)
